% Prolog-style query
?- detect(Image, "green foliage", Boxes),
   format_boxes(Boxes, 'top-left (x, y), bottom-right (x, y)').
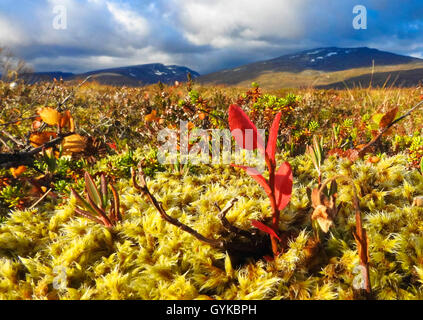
top-left (252, 93), bottom-right (299, 112)
top-left (0, 185), bottom-right (23, 208)
top-left (408, 134), bottom-right (423, 167)
top-left (308, 120), bottom-right (319, 132)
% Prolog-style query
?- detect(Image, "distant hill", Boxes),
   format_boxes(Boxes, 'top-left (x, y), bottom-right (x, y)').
top-left (20, 63), bottom-right (200, 86)
top-left (16, 72), bottom-right (74, 84)
top-left (197, 47), bottom-right (423, 89)
top-left (17, 47), bottom-right (423, 89)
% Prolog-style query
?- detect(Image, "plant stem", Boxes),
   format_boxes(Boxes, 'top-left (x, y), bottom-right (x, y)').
top-left (132, 167), bottom-right (224, 249)
top-left (265, 154), bottom-right (280, 257)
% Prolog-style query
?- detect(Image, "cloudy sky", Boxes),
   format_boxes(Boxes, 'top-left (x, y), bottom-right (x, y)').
top-left (0, 0), bottom-right (423, 74)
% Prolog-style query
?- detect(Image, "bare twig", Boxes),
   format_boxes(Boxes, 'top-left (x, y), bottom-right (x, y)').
top-left (215, 199), bottom-right (255, 240)
top-left (29, 188), bottom-right (52, 210)
top-left (57, 75), bottom-right (92, 112)
top-left (318, 175), bottom-right (372, 297)
top-left (1, 129), bottom-right (25, 146)
top-left (0, 116), bottom-right (38, 128)
top-left (357, 100), bottom-right (423, 158)
top-left (37, 75), bottom-right (93, 133)
top-left (0, 136), bottom-right (12, 152)
top-left (0, 132), bottom-right (73, 168)
top-left (131, 165), bottom-right (224, 248)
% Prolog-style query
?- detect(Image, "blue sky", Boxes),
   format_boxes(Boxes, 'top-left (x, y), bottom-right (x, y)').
top-left (1, 0), bottom-right (423, 74)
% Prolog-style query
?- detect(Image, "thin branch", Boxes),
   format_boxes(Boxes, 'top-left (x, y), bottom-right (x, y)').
top-left (29, 188), bottom-right (52, 210)
top-left (0, 132), bottom-right (73, 168)
top-left (57, 75), bottom-right (92, 111)
top-left (37, 76), bottom-right (93, 133)
top-left (131, 166), bottom-right (224, 248)
top-left (357, 100), bottom-right (423, 157)
top-left (215, 199), bottom-right (255, 240)
top-left (1, 130), bottom-right (25, 146)
top-left (319, 175), bottom-right (372, 297)
top-left (0, 116), bottom-right (38, 128)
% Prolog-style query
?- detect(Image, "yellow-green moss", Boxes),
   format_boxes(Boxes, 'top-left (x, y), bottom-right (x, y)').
top-left (1, 152), bottom-right (423, 300)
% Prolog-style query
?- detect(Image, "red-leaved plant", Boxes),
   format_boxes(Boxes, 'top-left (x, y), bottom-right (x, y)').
top-left (229, 104), bottom-right (293, 256)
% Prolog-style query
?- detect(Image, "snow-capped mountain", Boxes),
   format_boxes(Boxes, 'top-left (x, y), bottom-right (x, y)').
top-left (279, 47), bottom-right (421, 72)
top-left (21, 63), bottom-right (200, 86)
top-left (198, 47), bottom-right (423, 87)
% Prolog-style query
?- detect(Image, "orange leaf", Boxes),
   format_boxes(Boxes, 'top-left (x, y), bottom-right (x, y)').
top-left (30, 132), bottom-right (57, 147)
top-left (199, 113), bottom-right (206, 120)
top-left (379, 107), bottom-right (398, 129)
top-left (62, 134), bottom-right (86, 154)
top-left (38, 107), bottom-right (61, 126)
top-left (145, 110), bottom-right (158, 123)
top-left (10, 166), bottom-right (26, 178)
top-left (188, 122), bottom-right (195, 130)
top-left (60, 110), bottom-right (72, 129)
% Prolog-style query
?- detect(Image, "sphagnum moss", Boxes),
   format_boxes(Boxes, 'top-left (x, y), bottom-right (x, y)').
top-left (0, 152), bottom-right (423, 300)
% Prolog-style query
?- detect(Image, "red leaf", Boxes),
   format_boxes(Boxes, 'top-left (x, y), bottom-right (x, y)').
top-left (274, 162), bottom-right (293, 210)
top-left (263, 255), bottom-right (274, 262)
top-left (229, 104), bottom-right (265, 153)
top-left (107, 142), bottom-right (117, 151)
top-left (251, 220), bottom-right (281, 241)
top-left (266, 112), bottom-right (282, 163)
top-left (232, 165), bottom-right (271, 196)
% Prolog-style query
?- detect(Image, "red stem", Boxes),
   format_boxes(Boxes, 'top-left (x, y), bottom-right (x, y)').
top-left (265, 154), bottom-right (280, 257)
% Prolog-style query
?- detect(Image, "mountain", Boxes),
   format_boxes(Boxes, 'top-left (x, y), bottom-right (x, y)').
top-left (197, 47), bottom-right (423, 89)
top-left (21, 63), bottom-right (200, 86)
top-left (18, 72), bottom-right (74, 84)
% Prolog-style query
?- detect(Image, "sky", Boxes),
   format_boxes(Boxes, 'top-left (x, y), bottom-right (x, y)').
top-left (0, 0), bottom-right (423, 75)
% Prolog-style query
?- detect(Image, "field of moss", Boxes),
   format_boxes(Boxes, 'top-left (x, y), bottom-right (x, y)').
top-left (0, 80), bottom-right (423, 300)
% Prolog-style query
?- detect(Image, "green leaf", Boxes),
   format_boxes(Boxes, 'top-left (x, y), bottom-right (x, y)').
top-left (71, 188), bottom-right (97, 217)
top-left (84, 172), bottom-right (102, 208)
top-left (100, 174), bottom-right (108, 210)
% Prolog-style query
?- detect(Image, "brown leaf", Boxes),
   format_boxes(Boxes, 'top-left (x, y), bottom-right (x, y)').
top-left (379, 107), bottom-right (398, 129)
top-left (311, 188), bottom-right (321, 208)
top-left (311, 205), bottom-right (333, 233)
top-left (60, 110), bottom-right (74, 130)
top-left (345, 149), bottom-right (359, 162)
top-left (62, 134), bottom-right (86, 154)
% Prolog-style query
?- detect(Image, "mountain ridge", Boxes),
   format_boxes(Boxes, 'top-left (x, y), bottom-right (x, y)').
top-left (21, 63), bottom-right (200, 86)
top-left (197, 47), bottom-right (423, 88)
top-left (18, 47), bottom-right (423, 89)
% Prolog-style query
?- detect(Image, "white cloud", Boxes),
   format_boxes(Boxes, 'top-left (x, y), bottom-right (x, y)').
top-left (106, 1), bottom-right (149, 37)
top-left (29, 46), bottom-right (176, 73)
top-left (171, 0), bottom-right (309, 48)
top-left (0, 15), bottom-right (28, 47)
top-left (410, 52), bottom-right (423, 59)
